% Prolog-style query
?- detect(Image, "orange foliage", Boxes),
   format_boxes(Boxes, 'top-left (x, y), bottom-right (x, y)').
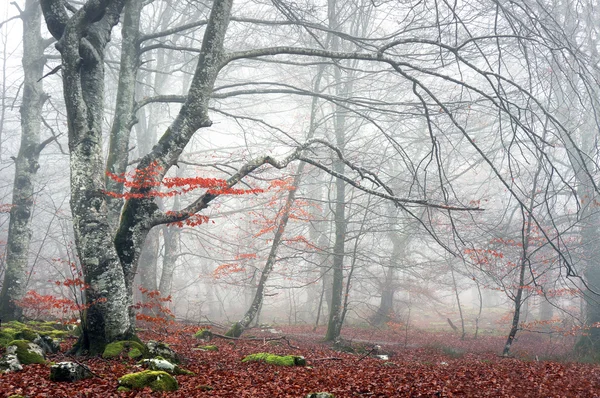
top-left (105, 161), bottom-right (263, 200)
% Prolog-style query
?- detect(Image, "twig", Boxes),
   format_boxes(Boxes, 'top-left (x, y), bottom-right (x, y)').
top-left (356, 346), bottom-right (378, 362)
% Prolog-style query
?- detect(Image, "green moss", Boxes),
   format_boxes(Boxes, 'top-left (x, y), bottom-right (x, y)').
top-left (128, 348), bottom-right (143, 359)
top-left (198, 345), bottom-right (218, 351)
top-left (241, 352), bottom-right (306, 366)
top-left (40, 330), bottom-right (69, 339)
top-left (118, 370), bottom-right (178, 391)
top-left (15, 328), bottom-right (40, 342)
top-left (225, 322), bottom-right (243, 338)
top-left (306, 393), bottom-right (335, 398)
top-left (0, 330), bottom-right (16, 347)
top-left (8, 339), bottom-right (46, 365)
top-left (102, 340), bottom-right (148, 359)
top-left (198, 385), bottom-right (214, 391)
top-left (5, 321), bottom-right (27, 330)
top-left (194, 328), bottom-right (212, 339)
top-left (8, 395), bottom-right (26, 398)
top-left (117, 386), bottom-right (131, 392)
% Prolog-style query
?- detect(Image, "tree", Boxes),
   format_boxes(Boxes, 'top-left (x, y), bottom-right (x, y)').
top-left (0, 0), bottom-right (53, 321)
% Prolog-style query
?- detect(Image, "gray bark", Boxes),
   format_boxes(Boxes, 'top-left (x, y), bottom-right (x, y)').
top-left (105, 0), bottom-right (143, 223)
top-left (138, 229), bottom-right (159, 292)
top-left (158, 224), bottom-right (179, 296)
top-left (40, 0), bottom-right (134, 354)
top-left (371, 232), bottom-right (406, 326)
top-left (0, 0), bottom-right (47, 321)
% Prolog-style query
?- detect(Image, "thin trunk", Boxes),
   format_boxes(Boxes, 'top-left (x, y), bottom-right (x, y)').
top-left (138, 227), bottom-right (159, 313)
top-left (158, 224), bottom-right (179, 296)
top-left (502, 159), bottom-right (542, 356)
top-left (450, 267), bottom-right (465, 340)
top-left (225, 65), bottom-right (325, 337)
top-left (105, 0), bottom-right (143, 223)
top-left (324, 0), bottom-right (347, 342)
top-left (225, 169), bottom-right (304, 337)
top-left (0, 0), bottom-right (46, 321)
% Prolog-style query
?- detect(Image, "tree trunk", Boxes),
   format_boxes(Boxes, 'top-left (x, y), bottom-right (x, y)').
top-left (104, 0), bottom-right (143, 223)
top-left (0, 0), bottom-right (46, 322)
top-left (502, 157), bottom-right (542, 356)
top-left (138, 228), bottom-right (159, 314)
top-left (158, 225), bottom-right (179, 297)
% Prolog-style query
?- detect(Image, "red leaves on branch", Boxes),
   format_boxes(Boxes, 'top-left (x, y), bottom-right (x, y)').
top-left (133, 287), bottom-right (175, 327)
top-left (105, 161), bottom-right (263, 200)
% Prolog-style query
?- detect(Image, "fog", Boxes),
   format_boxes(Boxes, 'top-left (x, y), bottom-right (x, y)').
top-left (0, 0), bottom-right (598, 361)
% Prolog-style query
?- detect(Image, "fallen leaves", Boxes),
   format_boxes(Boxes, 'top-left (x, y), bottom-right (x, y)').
top-left (1, 324), bottom-right (599, 397)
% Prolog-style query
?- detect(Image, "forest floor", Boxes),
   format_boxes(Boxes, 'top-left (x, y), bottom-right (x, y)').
top-left (1, 322), bottom-right (600, 397)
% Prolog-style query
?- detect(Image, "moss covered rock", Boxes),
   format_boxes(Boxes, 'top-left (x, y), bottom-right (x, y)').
top-left (146, 340), bottom-right (179, 363)
top-left (194, 328), bottom-right (212, 340)
top-left (6, 340), bottom-right (46, 365)
top-left (0, 330), bottom-right (16, 347)
top-left (242, 352), bottom-right (306, 366)
top-left (139, 358), bottom-right (194, 375)
top-left (14, 328), bottom-right (40, 342)
top-left (118, 370), bottom-right (178, 392)
top-left (102, 340), bottom-right (147, 359)
top-left (225, 322), bottom-right (244, 338)
top-left (306, 393), bottom-right (335, 398)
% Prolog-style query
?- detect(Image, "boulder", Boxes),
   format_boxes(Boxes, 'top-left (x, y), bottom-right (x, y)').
top-left (102, 340), bottom-right (147, 359)
top-left (118, 370), bottom-right (178, 392)
top-left (50, 362), bottom-right (94, 382)
top-left (146, 340), bottom-right (179, 363)
top-left (0, 354), bottom-right (23, 373)
top-left (34, 335), bottom-right (61, 355)
top-left (139, 358), bottom-right (194, 375)
top-left (6, 340), bottom-right (45, 365)
top-left (194, 328), bottom-right (212, 340)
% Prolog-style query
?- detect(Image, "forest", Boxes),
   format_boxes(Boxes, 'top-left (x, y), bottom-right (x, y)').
top-left (1, 0), bottom-right (600, 396)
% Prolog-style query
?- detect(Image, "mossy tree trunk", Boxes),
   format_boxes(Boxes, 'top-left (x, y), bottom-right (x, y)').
top-left (40, 0), bottom-right (235, 354)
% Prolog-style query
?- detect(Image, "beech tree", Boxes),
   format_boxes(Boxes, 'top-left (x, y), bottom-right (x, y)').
top-left (0, 0), bottom-right (54, 321)
top-left (33, 0), bottom-right (600, 355)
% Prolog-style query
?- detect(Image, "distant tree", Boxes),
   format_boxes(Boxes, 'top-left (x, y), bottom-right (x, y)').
top-left (0, 0), bottom-right (54, 321)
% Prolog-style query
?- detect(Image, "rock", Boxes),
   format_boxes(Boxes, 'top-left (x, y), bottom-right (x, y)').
top-left (118, 370), bottom-right (178, 392)
top-left (241, 352), bottom-right (306, 366)
top-left (0, 354), bottom-right (23, 373)
top-left (6, 340), bottom-right (45, 365)
top-left (193, 328), bottom-right (212, 340)
top-left (34, 335), bottom-right (61, 355)
top-left (102, 340), bottom-right (147, 359)
top-left (147, 340), bottom-right (179, 363)
top-left (306, 393), bottom-right (335, 398)
top-left (50, 362), bottom-right (94, 382)
top-left (139, 358), bottom-right (194, 375)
